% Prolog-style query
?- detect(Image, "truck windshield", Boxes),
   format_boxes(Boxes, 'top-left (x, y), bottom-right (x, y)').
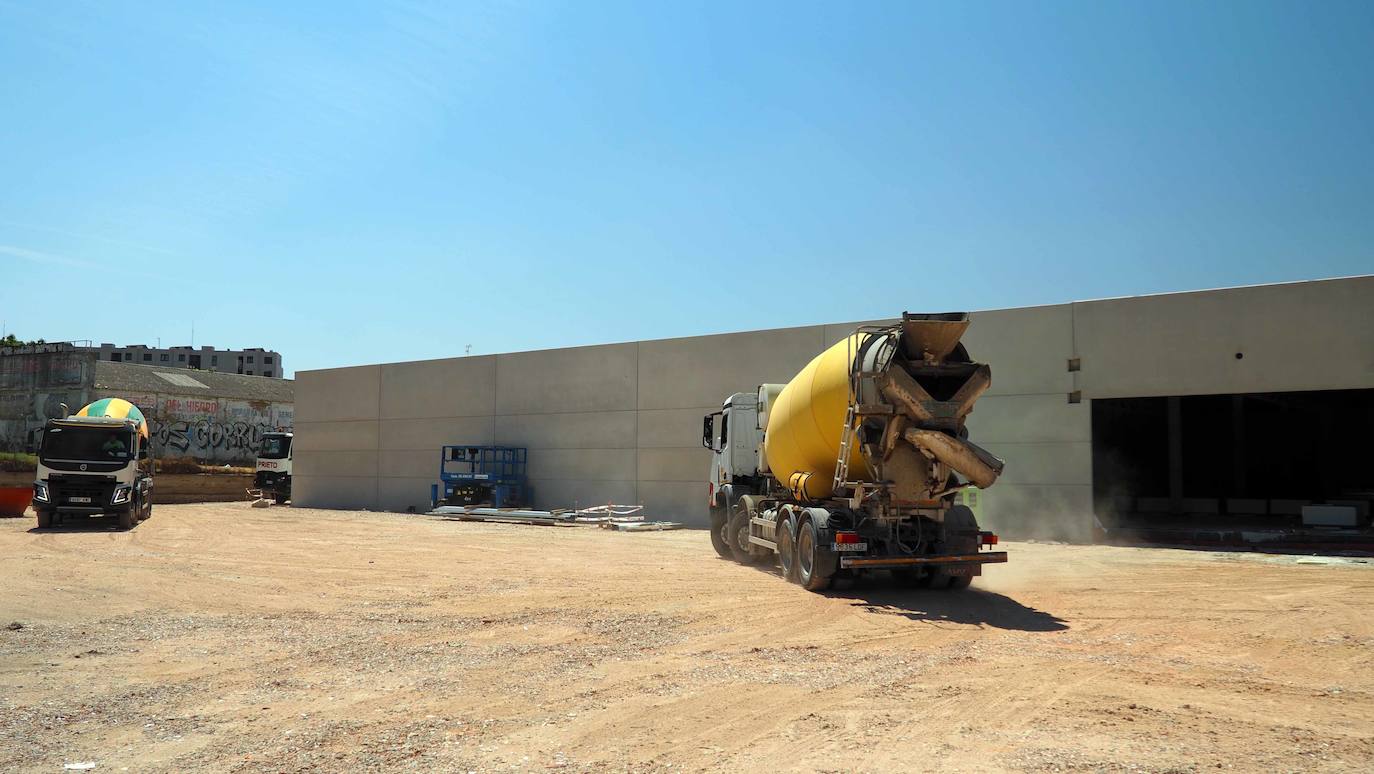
top-left (259, 435), bottom-right (292, 459)
top-left (41, 427), bottom-right (134, 463)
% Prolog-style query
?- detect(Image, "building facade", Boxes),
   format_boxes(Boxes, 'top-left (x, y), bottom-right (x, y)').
top-left (0, 346), bottom-right (294, 464)
top-left (87, 344), bottom-right (284, 378)
top-left (291, 277), bottom-right (1374, 542)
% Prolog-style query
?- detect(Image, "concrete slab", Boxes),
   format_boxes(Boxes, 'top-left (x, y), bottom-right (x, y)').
top-left (378, 476), bottom-right (434, 512)
top-left (292, 475), bottom-right (378, 510)
top-left (495, 343), bottom-right (637, 414)
top-left (527, 448), bottom-right (636, 481)
top-left (637, 406), bottom-right (721, 448)
top-left (965, 394), bottom-right (1090, 444)
top-left (979, 483), bottom-right (1093, 542)
top-left (379, 449), bottom-right (438, 479)
top-left (637, 447), bottom-right (711, 483)
top-left (294, 420), bottom-right (380, 452)
top-left (380, 356), bottom-right (496, 419)
top-left (294, 450), bottom-right (379, 479)
top-left (980, 442), bottom-right (1092, 486)
top-left (378, 416), bottom-right (495, 451)
top-left (637, 480), bottom-right (709, 528)
top-left (963, 305), bottom-right (1076, 396)
top-left (295, 366), bottom-right (380, 423)
top-left (495, 411), bottom-right (636, 450)
top-left (637, 326), bottom-right (825, 411)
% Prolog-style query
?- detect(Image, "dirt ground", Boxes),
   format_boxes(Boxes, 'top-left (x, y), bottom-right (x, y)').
top-left (1, 503), bottom-right (1371, 773)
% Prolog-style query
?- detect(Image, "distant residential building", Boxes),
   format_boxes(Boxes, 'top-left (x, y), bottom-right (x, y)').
top-left (83, 344), bottom-right (285, 378)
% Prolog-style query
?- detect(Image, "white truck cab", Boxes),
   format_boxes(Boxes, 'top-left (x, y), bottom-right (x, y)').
top-left (254, 431), bottom-right (293, 504)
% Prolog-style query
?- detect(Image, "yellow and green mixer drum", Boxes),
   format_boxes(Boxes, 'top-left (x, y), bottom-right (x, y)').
top-left (74, 398), bottom-right (149, 441)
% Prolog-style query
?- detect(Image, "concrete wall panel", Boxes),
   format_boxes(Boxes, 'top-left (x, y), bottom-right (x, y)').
top-left (494, 411), bottom-right (636, 449)
top-left (637, 447), bottom-right (711, 483)
top-left (981, 442), bottom-right (1092, 486)
top-left (295, 366), bottom-right (380, 422)
top-left (293, 475), bottom-right (378, 510)
top-left (527, 448), bottom-right (635, 482)
top-left (380, 356), bottom-right (496, 419)
top-left (495, 344), bottom-right (637, 414)
top-left (980, 483), bottom-right (1093, 542)
top-left (963, 305), bottom-right (1076, 396)
top-left (637, 327), bottom-right (825, 410)
top-left (639, 481), bottom-right (709, 528)
top-left (379, 417), bottom-right (494, 451)
top-left (965, 395), bottom-right (1090, 444)
top-left (295, 420), bottom-right (379, 452)
top-left (637, 407), bottom-right (718, 448)
top-left (1075, 276), bottom-right (1374, 398)
top-left (378, 477), bottom-right (433, 512)
top-left (529, 479), bottom-right (638, 511)
top-left (294, 450), bottom-right (378, 479)
top-left (379, 449), bottom-right (438, 479)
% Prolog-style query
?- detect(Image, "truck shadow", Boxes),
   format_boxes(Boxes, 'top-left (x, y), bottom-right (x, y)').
top-left (28, 515), bottom-right (135, 533)
top-left (828, 583), bottom-right (1069, 632)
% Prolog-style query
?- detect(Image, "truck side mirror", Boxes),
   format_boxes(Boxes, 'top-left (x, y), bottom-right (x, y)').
top-left (138, 444), bottom-right (149, 460)
top-left (702, 415), bottom-right (715, 450)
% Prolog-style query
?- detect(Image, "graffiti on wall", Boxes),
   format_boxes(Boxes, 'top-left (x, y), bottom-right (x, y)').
top-left (115, 393), bottom-right (294, 464)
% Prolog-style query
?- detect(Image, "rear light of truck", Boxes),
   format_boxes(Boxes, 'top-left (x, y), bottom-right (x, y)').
top-left (835, 531), bottom-right (861, 544)
top-left (707, 482), bottom-right (714, 505)
top-left (980, 531), bottom-right (998, 545)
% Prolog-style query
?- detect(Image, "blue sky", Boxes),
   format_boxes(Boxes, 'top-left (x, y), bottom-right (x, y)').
top-left (2, 0), bottom-right (1371, 376)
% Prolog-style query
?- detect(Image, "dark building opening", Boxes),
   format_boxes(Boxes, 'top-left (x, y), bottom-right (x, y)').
top-left (1092, 389), bottom-right (1374, 550)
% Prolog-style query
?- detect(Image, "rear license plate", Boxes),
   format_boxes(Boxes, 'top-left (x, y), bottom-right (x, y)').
top-left (943, 565), bottom-right (975, 576)
top-left (832, 542), bottom-right (868, 552)
top-left (69, 496), bottom-right (92, 504)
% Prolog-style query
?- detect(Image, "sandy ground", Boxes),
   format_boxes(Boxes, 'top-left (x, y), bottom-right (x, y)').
top-left (1, 503), bottom-right (1371, 773)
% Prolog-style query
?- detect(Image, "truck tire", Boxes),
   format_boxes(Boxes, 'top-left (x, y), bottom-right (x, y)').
top-left (708, 506), bottom-right (732, 559)
top-left (36, 509), bottom-right (52, 529)
top-left (118, 507), bottom-right (135, 530)
top-left (776, 514), bottom-right (797, 581)
top-left (274, 490), bottom-right (287, 505)
top-left (795, 518), bottom-right (833, 592)
top-left (728, 504), bottom-right (761, 564)
top-left (928, 505), bottom-right (979, 590)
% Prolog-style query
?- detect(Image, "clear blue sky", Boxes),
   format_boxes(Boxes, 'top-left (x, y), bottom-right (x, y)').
top-left (2, 1), bottom-right (1371, 376)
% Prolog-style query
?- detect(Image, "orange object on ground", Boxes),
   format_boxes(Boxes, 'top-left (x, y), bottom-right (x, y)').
top-left (0, 486), bottom-right (33, 516)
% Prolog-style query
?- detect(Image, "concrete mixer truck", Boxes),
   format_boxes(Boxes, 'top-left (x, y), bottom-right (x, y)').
top-left (703, 313), bottom-right (1008, 591)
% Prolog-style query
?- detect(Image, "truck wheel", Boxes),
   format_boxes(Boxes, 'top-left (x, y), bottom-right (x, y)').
top-left (118, 507), bottom-right (135, 530)
top-left (947, 575), bottom-right (973, 590)
top-left (795, 518), bottom-right (833, 592)
top-left (36, 509), bottom-right (52, 529)
top-left (708, 506), bottom-right (732, 559)
top-left (728, 505), bottom-right (759, 564)
top-left (274, 490), bottom-right (287, 505)
top-left (776, 515), bottom-right (797, 581)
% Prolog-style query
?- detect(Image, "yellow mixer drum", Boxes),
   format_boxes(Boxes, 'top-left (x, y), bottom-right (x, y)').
top-left (763, 334), bottom-right (872, 500)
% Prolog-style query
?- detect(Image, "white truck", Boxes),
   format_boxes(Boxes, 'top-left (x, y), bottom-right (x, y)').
top-left (32, 398), bottom-right (154, 530)
top-left (254, 431), bottom-right (293, 504)
top-left (704, 313), bottom-right (1007, 591)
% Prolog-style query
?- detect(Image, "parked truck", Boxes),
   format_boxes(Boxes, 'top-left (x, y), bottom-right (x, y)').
top-left (255, 431), bottom-right (293, 504)
top-left (704, 313), bottom-right (1007, 591)
top-left (32, 398), bottom-right (154, 529)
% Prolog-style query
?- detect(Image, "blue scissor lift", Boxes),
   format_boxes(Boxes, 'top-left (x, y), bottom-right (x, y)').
top-left (431, 446), bottom-right (530, 509)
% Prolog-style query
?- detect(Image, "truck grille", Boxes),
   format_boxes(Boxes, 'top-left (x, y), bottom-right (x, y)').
top-left (49, 476), bottom-right (116, 506)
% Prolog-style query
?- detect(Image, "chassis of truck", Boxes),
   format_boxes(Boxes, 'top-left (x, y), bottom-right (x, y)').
top-left (32, 400), bottom-right (154, 530)
top-left (704, 313), bottom-right (1008, 591)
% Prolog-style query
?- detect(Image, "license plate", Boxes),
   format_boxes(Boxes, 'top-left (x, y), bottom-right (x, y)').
top-left (69, 496), bottom-right (92, 504)
top-left (943, 565), bottom-right (975, 576)
top-left (832, 542), bottom-right (868, 552)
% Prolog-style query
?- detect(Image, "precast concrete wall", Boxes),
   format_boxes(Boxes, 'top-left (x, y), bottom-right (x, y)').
top-left (293, 276), bottom-right (1374, 541)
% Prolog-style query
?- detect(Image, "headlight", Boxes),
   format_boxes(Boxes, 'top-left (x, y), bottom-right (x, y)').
top-left (33, 482), bottom-right (49, 503)
top-left (112, 485), bottom-right (132, 505)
